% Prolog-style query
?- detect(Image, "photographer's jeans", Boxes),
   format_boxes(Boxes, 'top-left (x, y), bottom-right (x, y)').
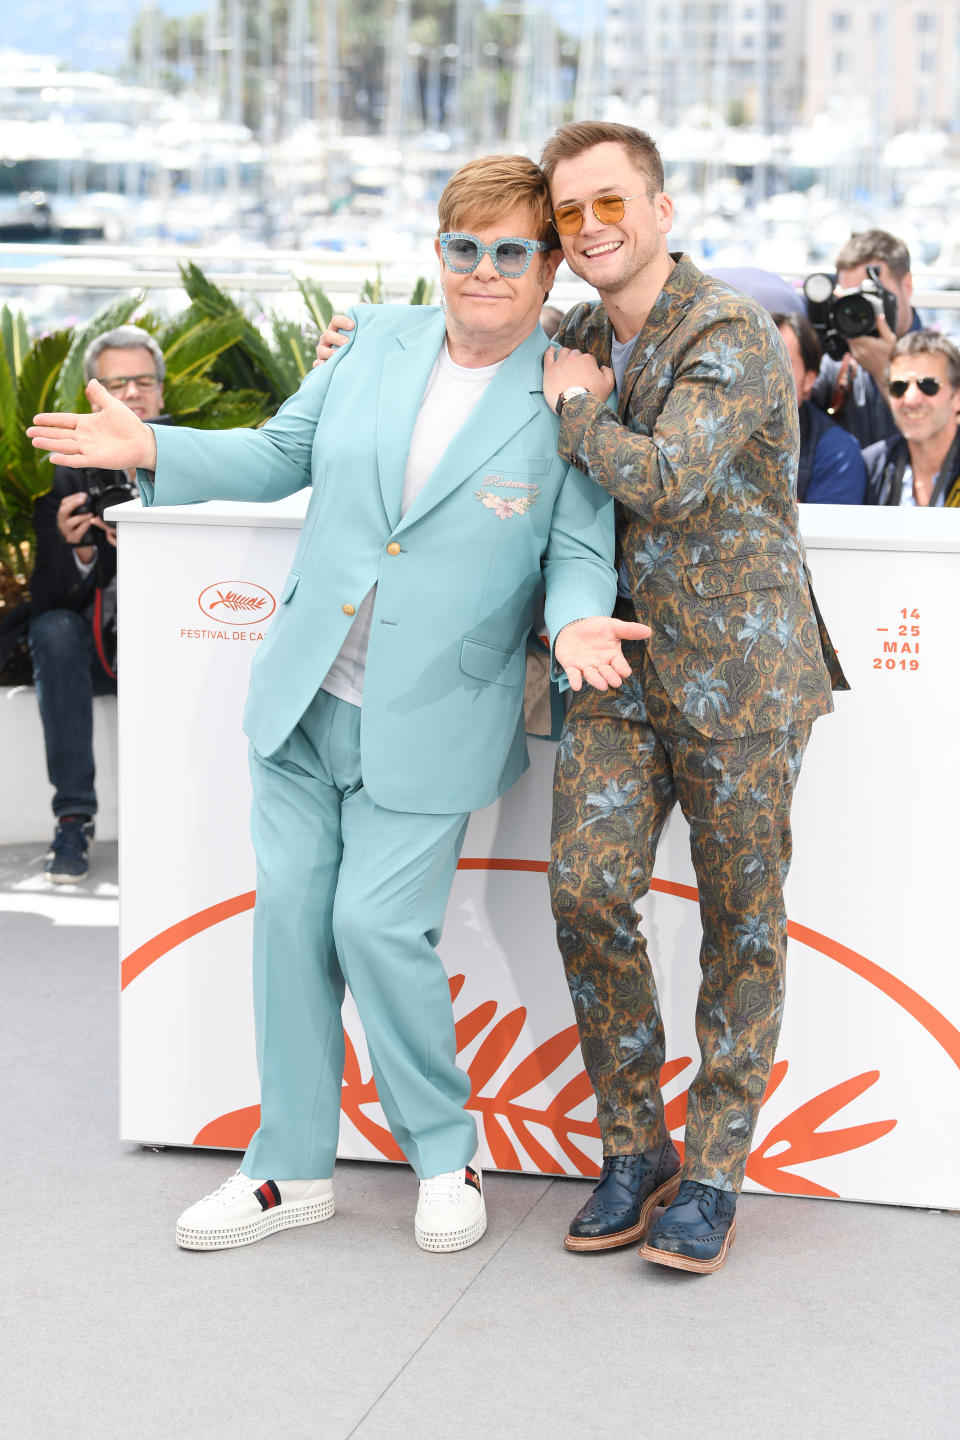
top-left (28, 609), bottom-right (117, 820)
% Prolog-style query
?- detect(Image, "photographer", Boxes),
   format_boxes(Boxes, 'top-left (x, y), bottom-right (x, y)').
top-left (808, 230), bottom-right (921, 449)
top-left (29, 325), bottom-right (165, 882)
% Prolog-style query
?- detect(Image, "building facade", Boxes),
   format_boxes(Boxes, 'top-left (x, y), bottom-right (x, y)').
top-left (805, 0), bottom-right (960, 132)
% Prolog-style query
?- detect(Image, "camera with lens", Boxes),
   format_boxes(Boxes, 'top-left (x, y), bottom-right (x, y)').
top-left (803, 265), bottom-right (898, 361)
top-left (74, 468), bottom-right (138, 547)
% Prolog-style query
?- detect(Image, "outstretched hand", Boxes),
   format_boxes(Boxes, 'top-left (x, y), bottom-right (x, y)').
top-left (554, 616), bottom-right (652, 692)
top-left (28, 379), bottom-right (158, 471)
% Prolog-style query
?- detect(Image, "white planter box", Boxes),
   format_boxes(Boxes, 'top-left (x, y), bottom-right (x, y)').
top-left (0, 686), bottom-right (118, 843)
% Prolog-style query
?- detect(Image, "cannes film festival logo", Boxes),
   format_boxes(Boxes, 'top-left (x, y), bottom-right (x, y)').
top-left (197, 581), bottom-right (276, 625)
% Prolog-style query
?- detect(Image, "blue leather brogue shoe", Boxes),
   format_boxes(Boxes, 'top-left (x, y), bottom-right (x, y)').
top-left (639, 1179), bottom-right (737, 1273)
top-left (565, 1140), bottom-right (682, 1252)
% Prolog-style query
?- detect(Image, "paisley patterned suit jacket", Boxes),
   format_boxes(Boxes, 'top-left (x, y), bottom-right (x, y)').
top-left (556, 253), bottom-right (848, 741)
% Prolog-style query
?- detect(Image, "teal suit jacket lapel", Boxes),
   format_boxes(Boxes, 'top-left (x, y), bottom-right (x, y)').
top-left (376, 310), bottom-right (447, 529)
top-left (394, 323), bottom-right (546, 536)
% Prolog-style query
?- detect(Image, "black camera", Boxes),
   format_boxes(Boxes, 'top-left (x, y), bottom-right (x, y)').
top-left (803, 265), bottom-right (899, 361)
top-left (74, 469), bottom-right (138, 547)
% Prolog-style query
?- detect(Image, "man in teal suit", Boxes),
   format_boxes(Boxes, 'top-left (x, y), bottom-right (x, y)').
top-left (30, 155), bottom-right (649, 1255)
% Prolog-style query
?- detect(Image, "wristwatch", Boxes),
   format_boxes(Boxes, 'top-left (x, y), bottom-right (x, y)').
top-left (555, 385), bottom-right (589, 417)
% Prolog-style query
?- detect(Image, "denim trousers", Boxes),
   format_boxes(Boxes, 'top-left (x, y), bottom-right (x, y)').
top-left (28, 608), bottom-right (116, 820)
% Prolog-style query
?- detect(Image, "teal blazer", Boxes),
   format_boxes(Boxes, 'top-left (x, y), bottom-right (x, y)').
top-left (139, 306), bottom-right (616, 813)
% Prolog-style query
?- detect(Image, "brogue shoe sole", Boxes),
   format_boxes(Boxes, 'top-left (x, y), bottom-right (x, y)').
top-left (638, 1216), bottom-right (737, 1273)
top-left (564, 1170), bottom-right (682, 1252)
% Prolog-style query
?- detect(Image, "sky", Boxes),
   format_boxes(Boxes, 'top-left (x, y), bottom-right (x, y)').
top-left (4, 1), bottom-right (590, 70)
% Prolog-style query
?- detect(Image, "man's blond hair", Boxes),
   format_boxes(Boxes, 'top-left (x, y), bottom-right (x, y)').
top-left (437, 155), bottom-right (556, 245)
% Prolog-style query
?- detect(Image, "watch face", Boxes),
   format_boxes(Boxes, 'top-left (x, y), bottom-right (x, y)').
top-left (557, 386), bottom-right (586, 415)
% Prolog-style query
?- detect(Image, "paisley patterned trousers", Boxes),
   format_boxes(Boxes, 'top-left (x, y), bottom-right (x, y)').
top-left (549, 643), bottom-right (810, 1194)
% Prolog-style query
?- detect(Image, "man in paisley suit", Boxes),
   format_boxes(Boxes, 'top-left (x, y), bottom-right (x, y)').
top-left (29, 156), bottom-right (650, 1257)
top-left (539, 121), bottom-right (847, 1272)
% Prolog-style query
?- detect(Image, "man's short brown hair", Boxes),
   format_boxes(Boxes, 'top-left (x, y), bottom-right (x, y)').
top-left (888, 329), bottom-right (960, 389)
top-left (835, 229), bottom-right (911, 280)
top-left (437, 155), bottom-right (555, 244)
top-left (539, 122), bottom-right (665, 195)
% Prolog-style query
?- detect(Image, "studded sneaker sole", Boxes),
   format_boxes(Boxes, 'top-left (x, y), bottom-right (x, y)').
top-left (564, 1170), bottom-right (682, 1252)
top-left (415, 1202), bottom-right (487, 1253)
top-left (176, 1191), bottom-right (335, 1251)
top-left (639, 1216), bottom-right (737, 1274)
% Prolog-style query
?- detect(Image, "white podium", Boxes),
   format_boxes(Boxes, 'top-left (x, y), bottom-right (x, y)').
top-left (112, 496), bottom-right (960, 1209)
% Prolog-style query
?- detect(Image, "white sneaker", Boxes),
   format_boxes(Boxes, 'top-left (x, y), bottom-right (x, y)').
top-left (176, 1170), bottom-right (334, 1251)
top-left (415, 1159), bottom-right (486, 1252)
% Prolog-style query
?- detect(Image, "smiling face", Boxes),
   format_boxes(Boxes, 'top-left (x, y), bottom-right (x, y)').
top-left (435, 204), bottom-right (561, 360)
top-left (547, 141), bottom-right (673, 297)
top-left (887, 351), bottom-right (960, 448)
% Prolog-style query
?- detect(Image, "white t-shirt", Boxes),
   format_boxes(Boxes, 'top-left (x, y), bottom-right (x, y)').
top-left (320, 340), bottom-right (504, 706)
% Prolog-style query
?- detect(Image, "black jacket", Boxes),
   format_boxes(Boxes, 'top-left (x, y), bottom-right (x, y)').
top-left (1, 465), bottom-right (138, 677)
top-left (862, 429), bottom-right (960, 507)
top-left (29, 465), bottom-right (130, 615)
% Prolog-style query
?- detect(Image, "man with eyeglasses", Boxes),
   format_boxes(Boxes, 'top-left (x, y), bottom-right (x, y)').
top-left (536, 120), bottom-right (847, 1273)
top-left (29, 325), bottom-right (166, 882)
top-left (863, 330), bottom-right (960, 507)
top-left (29, 157), bottom-right (649, 1254)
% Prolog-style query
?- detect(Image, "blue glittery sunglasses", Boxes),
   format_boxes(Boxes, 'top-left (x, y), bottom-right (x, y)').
top-left (439, 232), bottom-right (550, 277)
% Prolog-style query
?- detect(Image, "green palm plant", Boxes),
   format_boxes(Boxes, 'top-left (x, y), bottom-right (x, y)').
top-left (0, 307), bottom-right (72, 583)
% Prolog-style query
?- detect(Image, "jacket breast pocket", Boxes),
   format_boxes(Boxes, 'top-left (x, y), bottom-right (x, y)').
top-left (460, 637), bottom-right (525, 687)
top-left (683, 552), bottom-right (787, 599)
top-left (475, 457), bottom-right (551, 524)
top-left (484, 457), bottom-right (551, 476)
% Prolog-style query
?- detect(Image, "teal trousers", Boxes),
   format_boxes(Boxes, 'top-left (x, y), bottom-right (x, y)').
top-left (241, 688), bottom-right (474, 1181)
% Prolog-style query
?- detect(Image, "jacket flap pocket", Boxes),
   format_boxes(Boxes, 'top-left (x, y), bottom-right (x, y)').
top-left (483, 457), bottom-right (551, 477)
top-left (279, 571), bottom-right (300, 604)
top-left (460, 637), bottom-right (524, 687)
top-left (684, 553), bottom-right (786, 599)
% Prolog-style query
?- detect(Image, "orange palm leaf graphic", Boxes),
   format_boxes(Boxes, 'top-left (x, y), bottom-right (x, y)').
top-left (745, 1066), bottom-right (896, 1197)
top-left (209, 590), bottom-right (266, 613)
top-left (339, 1030), bottom-right (405, 1163)
top-left (194, 985), bottom-right (896, 1190)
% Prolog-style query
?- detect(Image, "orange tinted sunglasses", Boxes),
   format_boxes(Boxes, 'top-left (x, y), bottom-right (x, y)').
top-left (552, 193), bottom-right (643, 236)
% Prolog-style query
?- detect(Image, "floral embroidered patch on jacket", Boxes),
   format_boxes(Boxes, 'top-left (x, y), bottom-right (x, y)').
top-left (475, 474), bottom-right (540, 520)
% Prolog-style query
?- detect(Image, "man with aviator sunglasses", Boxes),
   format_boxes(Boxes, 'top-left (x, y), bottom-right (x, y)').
top-left (863, 330), bottom-right (960, 507)
top-left (537, 120), bottom-right (847, 1274)
top-left (29, 155), bottom-right (649, 1257)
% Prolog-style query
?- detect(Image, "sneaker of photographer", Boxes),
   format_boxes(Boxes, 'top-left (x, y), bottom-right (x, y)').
top-left (45, 815), bottom-right (94, 884)
top-left (176, 1171), bottom-right (335, 1251)
top-left (415, 1158), bottom-right (486, 1252)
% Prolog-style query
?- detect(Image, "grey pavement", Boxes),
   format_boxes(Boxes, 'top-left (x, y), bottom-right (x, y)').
top-left (2, 840), bottom-right (957, 1440)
